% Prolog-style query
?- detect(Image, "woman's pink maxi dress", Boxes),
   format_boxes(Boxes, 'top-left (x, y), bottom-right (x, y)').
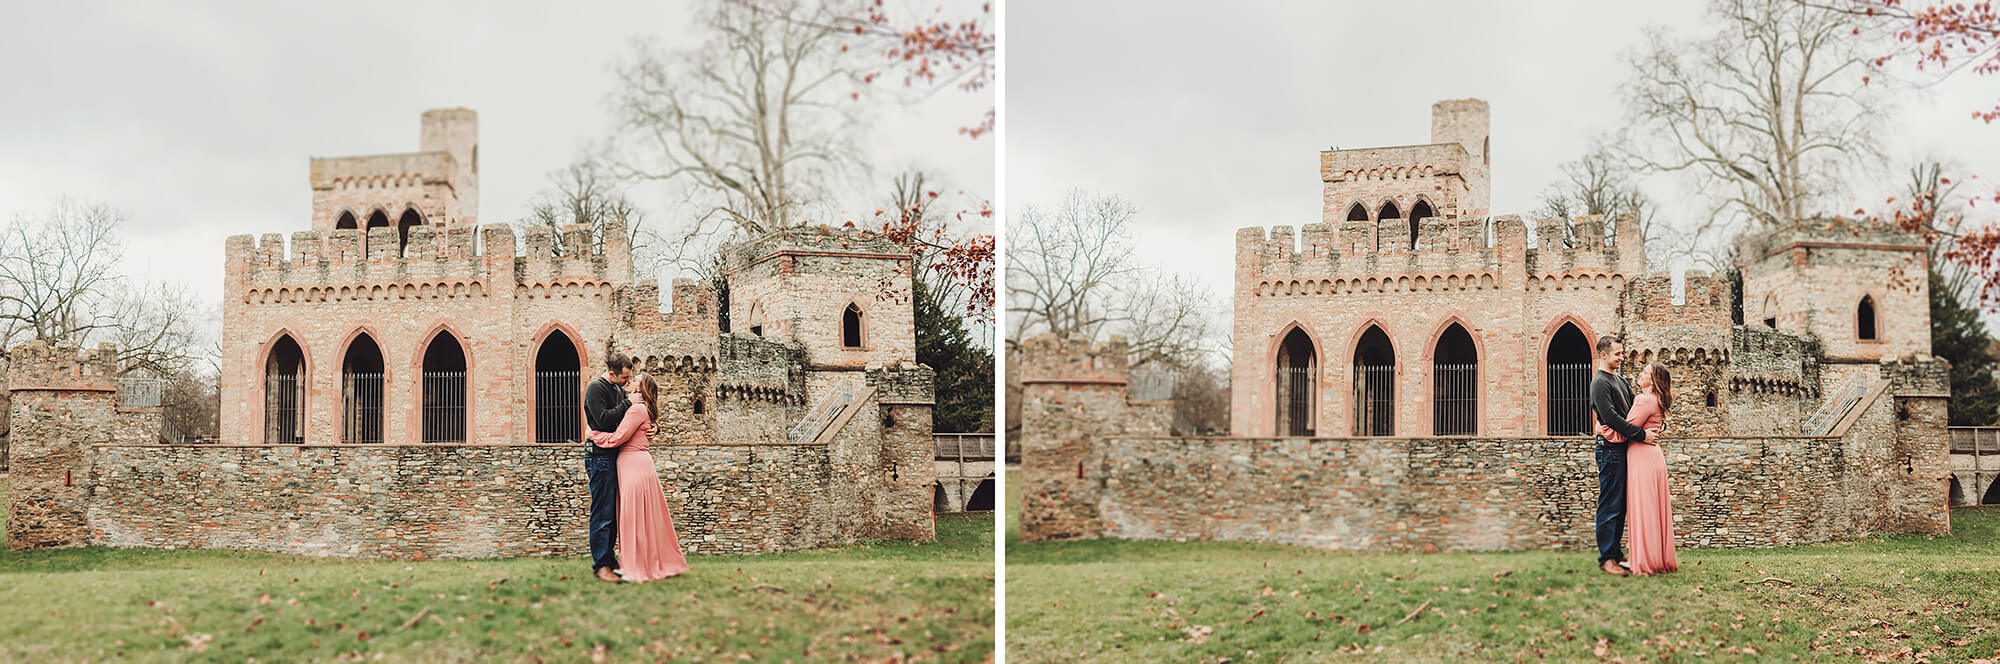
top-left (589, 403), bottom-right (689, 581)
top-left (1600, 392), bottom-right (1677, 575)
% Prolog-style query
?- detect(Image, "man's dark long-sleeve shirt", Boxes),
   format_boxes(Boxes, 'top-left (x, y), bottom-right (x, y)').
top-left (583, 375), bottom-right (631, 455)
top-left (1589, 369), bottom-right (1646, 445)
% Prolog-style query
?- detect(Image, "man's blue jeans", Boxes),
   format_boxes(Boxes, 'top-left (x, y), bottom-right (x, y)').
top-left (1594, 442), bottom-right (1628, 564)
top-left (585, 455), bottom-right (619, 571)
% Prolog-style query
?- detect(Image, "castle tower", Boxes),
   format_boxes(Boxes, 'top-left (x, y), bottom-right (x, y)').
top-left (309, 108), bottom-right (480, 239)
top-left (1429, 98), bottom-right (1490, 218)
top-left (723, 227), bottom-right (916, 370)
top-left (419, 108), bottom-right (479, 224)
top-left (1737, 221), bottom-right (1930, 367)
top-left (6, 341), bottom-right (118, 550)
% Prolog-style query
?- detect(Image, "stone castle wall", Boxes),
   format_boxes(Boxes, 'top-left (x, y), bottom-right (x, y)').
top-left (1740, 221), bottom-right (1930, 362)
top-left (1230, 213), bottom-right (1644, 437)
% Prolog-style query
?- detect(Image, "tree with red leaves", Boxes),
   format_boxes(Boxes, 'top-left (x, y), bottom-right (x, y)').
top-left (837, 0), bottom-right (995, 139)
top-left (1813, 0), bottom-right (2000, 306)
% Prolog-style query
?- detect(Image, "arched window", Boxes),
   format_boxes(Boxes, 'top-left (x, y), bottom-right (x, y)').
top-left (421, 331), bottom-right (468, 443)
top-left (1432, 323), bottom-right (1478, 436)
top-left (263, 333), bottom-right (306, 444)
top-left (533, 329), bottom-right (583, 442)
top-left (365, 209), bottom-right (390, 230)
top-left (340, 333), bottom-right (384, 443)
top-left (842, 303), bottom-right (865, 348)
top-left (1378, 200), bottom-right (1402, 221)
top-left (966, 476), bottom-right (995, 511)
top-left (1345, 203), bottom-right (1369, 222)
top-left (1546, 322), bottom-right (1593, 435)
top-left (1408, 200), bottom-right (1435, 249)
top-left (1275, 326), bottom-right (1318, 436)
top-left (397, 208), bottom-right (423, 255)
top-left (1352, 325), bottom-right (1395, 436)
top-left (1762, 294), bottom-right (1778, 329)
top-left (745, 301), bottom-right (765, 337)
top-left (1857, 296), bottom-right (1878, 341)
top-left (335, 211), bottom-right (358, 230)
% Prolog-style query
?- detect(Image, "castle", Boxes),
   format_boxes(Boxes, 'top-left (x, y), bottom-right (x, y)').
top-left (6, 109), bottom-right (942, 557)
top-left (1019, 99), bottom-right (1953, 551)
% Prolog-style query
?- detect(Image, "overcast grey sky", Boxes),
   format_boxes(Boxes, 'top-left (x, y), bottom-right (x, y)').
top-left (0, 0), bottom-right (992, 327)
top-left (1007, 1), bottom-right (2000, 333)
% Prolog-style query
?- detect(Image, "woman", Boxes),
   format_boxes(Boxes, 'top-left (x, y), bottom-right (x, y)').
top-left (588, 373), bottom-right (690, 582)
top-left (1599, 362), bottom-right (1677, 576)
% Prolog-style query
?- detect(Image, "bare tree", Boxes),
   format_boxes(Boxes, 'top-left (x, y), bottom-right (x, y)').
top-left (1618, 0), bottom-right (1886, 248)
top-left (608, 0), bottom-right (865, 264)
top-left (520, 158), bottom-right (659, 268)
top-left (0, 199), bottom-right (206, 377)
top-left (0, 199), bottom-right (124, 346)
top-left (1005, 189), bottom-right (1216, 369)
top-left (1537, 146), bottom-right (1685, 265)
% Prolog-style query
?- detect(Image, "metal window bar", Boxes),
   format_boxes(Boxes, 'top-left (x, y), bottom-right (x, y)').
top-left (265, 372), bottom-right (303, 444)
top-left (1278, 366), bottom-right (1314, 436)
top-left (1546, 362), bottom-right (1592, 436)
top-left (535, 370), bottom-right (582, 442)
top-left (1352, 364), bottom-right (1394, 436)
top-left (422, 370), bottom-right (467, 443)
top-left (1433, 362), bottom-right (1477, 436)
top-left (342, 371), bottom-right (384, 443)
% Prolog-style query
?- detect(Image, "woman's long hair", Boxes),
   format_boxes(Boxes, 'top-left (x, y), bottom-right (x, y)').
top-left (1646, 363), bottom-right (1672, 413)
top-left (635, 373), bottom-right (660, 419)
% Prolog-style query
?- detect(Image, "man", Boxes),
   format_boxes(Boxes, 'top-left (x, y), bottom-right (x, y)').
top-left (583, 351), bottom-right (634, 583)
top-left (1589, 334), bottom-right (1662, 577)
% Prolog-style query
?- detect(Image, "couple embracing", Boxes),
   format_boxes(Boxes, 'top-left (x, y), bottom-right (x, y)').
top-left (1589, 334), bottom-right (1678, 578)
top-left (583, 352), bottom-right (690, 584)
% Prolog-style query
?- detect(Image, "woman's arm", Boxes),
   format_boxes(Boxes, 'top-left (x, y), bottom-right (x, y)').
top-left (588, 404), bottom-right (652, 448)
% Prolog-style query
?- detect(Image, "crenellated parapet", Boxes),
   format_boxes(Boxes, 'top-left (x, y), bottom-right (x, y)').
top-left (1236, 213), bottom-right (1642, 292)
top-left (310, 152), bottom-right (456, 194)
top-left (225, 220), bottom-right (634, 304)
top-left (1017, 334), bottom-right (1129, 387)
top-left (726, 224), bottom-right (912, 271)
top-left (1620, 271), bottom-right (1736, 367)
top-left (7, 341), bottom-right (118, 393)
top-left (867, 362), bottom-right (937, 405)
top-left (1735, 217), bottom-right (1925, 263)
top-left (715, 334), bottom-right (807, 403)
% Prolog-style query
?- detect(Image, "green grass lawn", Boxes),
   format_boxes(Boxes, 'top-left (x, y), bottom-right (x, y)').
top-left (1005, 471), bottom-right (2000, 662)
top-left (0, 479), bottom-right (994, 662)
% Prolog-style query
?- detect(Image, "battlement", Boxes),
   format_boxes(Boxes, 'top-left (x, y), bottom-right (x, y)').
top-left (1320, 143), bottom-right (1468, 184)
top-left (867, 362), bottom-right (938, 404)
top-left (1017, 334), bottom-right (1130, 385)
top-left (6, 341), bottom-right (117, 393)
top-left (1235, 213), bottom-right (1642, 283)
top-left (225, 220), bottom-right (634, 298)
top-left (1736, 217), bottom-right (1926, 263)
top-left (725, 225), bottom-right (912, 271)
top-left (1626, 271), bottom-right (1732, 325)
top-left (309, 152), bottom-right (457, 192)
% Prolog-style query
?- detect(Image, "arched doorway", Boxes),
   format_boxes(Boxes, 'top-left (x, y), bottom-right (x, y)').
top-left (966, 476), bottom-right (995, 511)
top-left (533, 329), bottom-right (583, 442)
top-left (934, 483), bottom-right (949, 512)
top-left (1352, 325), bottom-right (1395, 436)
top-left (340, 333), bottom-right (384, 443)
top-left (264, 334), bottom-right (306, 444)
top-left (1985, 477), bottom-right (2000, 506)
top-left (1546, 322), bottom-right (1594, 435)
top-left (1275, 327), bottom-right (1318, 436)
top-left (421, 332), bottom-right (468, 443)
top-left (1949, 475), bottom-right (1964, 507)
top-left (1431, 323), bottom-right (1478, 436)
top-left (397, 208), bottom-right (423, 255)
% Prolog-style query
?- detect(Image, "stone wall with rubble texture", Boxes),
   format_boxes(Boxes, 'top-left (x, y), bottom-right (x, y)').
top-left (83, 442), bottom-right (877, 558)
top-left (1738, 221), bottom-right (1929, 362)
top-left (6, 342), bottom-right (120, 549)
top-left (1078, 374), bottom-right (1945, 551)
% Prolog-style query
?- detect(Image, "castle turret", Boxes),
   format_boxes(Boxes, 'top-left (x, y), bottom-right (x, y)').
top-left (420, 108), bottom-right (479, 224)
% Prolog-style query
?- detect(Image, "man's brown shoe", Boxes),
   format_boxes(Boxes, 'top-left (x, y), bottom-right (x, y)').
top-left (595, 568), bottom-right (622, 583)
top-left (1600, 560), bottom-right (1629, 577)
